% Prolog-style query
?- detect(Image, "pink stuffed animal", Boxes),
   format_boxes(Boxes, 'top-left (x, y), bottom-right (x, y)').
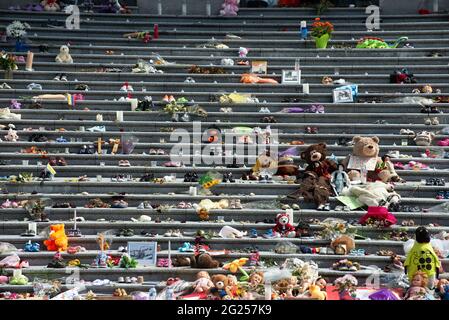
top-left (220, 0), bottom-right (240, 16)
top-left (4, 128), bottom-right (18, 142)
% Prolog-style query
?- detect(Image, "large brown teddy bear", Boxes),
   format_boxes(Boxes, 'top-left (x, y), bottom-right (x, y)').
top-left (342, 136), bottom-right (401, 183)
top-left (300, 143), bottom-right (337, 182)
top-left (290, 171), bottom-right (332, 210)
top-left (210, 274), bottom-right (229, 299)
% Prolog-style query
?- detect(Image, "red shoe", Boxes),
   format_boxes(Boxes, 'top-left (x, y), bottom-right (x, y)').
top-left (438, 138), bottom-right (449, 146)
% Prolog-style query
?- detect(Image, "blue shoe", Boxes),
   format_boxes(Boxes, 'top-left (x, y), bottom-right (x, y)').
top-left (178, 242), bottom-right (194, 252)
top-left (56, 136), bottom-right (68, 143)
top-left (250, 229), bottom-right (258, 238)
top-left (24, 241), bottom-right (40, 252)
top-left (262, 229), bottom-right (274, 239)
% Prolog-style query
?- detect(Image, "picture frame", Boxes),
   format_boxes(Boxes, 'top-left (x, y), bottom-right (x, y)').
top-left (251, 60), bottom-right (268, 74)
top-left (282, 70), bottom-right (301, 85)
top-left (127, 241), bottom-right (157, 266)
top-left (333, 88), bottom-right (354, 103)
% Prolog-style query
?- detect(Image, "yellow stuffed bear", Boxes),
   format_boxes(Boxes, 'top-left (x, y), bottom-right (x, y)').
top-left (44, 224), bottom-right (68, 252)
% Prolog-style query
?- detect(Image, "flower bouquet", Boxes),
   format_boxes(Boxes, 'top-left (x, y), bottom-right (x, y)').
top-left (333, 274), bottom-right (359, 300)
top-left (311, 18), bottom-right (333, 49)
top-left (6, 21), bottom-right (30, 51)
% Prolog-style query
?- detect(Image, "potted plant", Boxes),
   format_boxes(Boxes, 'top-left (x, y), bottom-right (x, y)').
top-left (5, 20), bottom-right (30, 52)
top-left (0, 51), bottom-right (18, 79)
top-left (333, 274), bottom-right (359, 300)
top-left (311, 18), bottom-right (334, 49)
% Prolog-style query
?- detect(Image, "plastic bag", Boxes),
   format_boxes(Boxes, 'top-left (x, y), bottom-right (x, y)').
top-left (263, 268), bottom-right (292, 283)
top-left (121, 133), bottom-right (139, 155)
top-left (274, 241), bottom-right (298, 254)
top-left (426, 201), bottom-right (449, 213)
top-left (387, 96), bottom-right (434, 106)
top-left (369, 288), bottom-right (399, 300)
top-left (0, 242), bottom-right (17, 254)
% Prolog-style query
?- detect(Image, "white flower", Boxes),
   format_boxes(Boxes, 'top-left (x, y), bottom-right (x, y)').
top-left (6, 21), bottom-right (30, 39)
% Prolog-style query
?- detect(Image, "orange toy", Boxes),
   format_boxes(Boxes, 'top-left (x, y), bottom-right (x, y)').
top-left (44, 224), bottom-right (69, 252)
top-left (240, 73), bottom-right (279, 84)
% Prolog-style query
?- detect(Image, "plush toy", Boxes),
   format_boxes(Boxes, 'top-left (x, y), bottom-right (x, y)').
top-left (192, 251), bottom-right (220, 269)
top-left (330, 163), bottom-right (351, 195)
top-left (436, 279), bottom-right (449, 300)
top-left (55, 45), bottom-right (73, 64)
top-left (275, 155), bottom-right (299, 178)
top-left (414, 131), bottom-right (435, 146)
top-left (272, 213), bottom-right (296, 238)
top-left (376, 154), bottom-right (404, 183)
top-left (390, 69), bottom-right (417, 84)
top-left (404, 271), bottom-right (431, 300)
top-left (247, 152), bottom-right (277, 180)
top-left (210, 274), bottom-right (229, 299)
top-left (172, 256), bottom-right (192, 267)
top-left (309, 284), bottom-right (327, 300)
top-left (330, 235), bottom-right (355, 255)
top-left (248, 271), bottom-right (264, 288)
top-left (193, 271), bottom-right (214, 294)
top-left (41, 0), bottom-right (60, 12)
top-left (238, 47), bottom-right (248, 58)
top-left (342, 181), bottom-right (401, 208)
top-left (301, 143), bottom-right (337, 182)
top-left (4, 128), bottom-right (18, 142)
top-left (220, 0), bottom-right (240, 16)
top-left (44, 224), bottom-right (68, 252)
top-left (291, 171), bottom-right (332, 211)
top-left (404, 226), bottom-right (441, 286)
top-left (342, 136), bottom-right (382, 182)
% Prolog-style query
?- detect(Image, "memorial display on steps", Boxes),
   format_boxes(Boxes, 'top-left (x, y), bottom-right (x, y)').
top-left (0, 0), bottom-right (448, 303)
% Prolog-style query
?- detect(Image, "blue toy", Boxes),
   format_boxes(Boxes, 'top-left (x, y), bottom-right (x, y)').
top-left (24, 241), bottom-right (40, 252)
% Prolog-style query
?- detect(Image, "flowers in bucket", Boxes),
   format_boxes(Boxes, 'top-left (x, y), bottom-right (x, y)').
top-left (334, 274), bottom-right (358, 298)
top-left (6, 21), bottom-right (30, 40)
top-left (311, 18), bottom-right (334, 49)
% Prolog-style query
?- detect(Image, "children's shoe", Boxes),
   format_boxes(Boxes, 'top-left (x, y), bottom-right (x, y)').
top-left (262, 229), bottom-right (275, 239)
top-left (250, 229), bottom-right (258, 238)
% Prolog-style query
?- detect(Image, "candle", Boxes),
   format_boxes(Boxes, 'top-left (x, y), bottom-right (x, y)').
top-left (264, 280), bottom-right (272, 300)
top-left (157, 0), bottom-right (162, 15)
top-left (22, 160), bottom-right (29, 166)
top-left (97, 138), bottom-right (102, 154)
top-left (29, 222), bottom-right (37, 234)
top-left (182, 0), bottom-right (187, 15)
top-left (13, 269), bottom-right (22, 278)
top-left (116, 111), bottom-right (123, 122)
top-left (73, 209), bottom-right (77, 230)
top-left (130, 98), bottom-right (138, 111)
top-left (25, 51), bottom-right (34, 71)
top-left (285, 208), bottom-right (294, 224)
top-left (206, 0), bottom-right (211, 16)
top-left (96, 114), bottom-right (103, 122)
top-left (189, 186), bottom-right (197, 196)
top-left (153, 24), bottom-right (159, 39)
top-left (301, 21), bottom-right (307, 28)
top-left (303, 83), bottom-right (310, 94)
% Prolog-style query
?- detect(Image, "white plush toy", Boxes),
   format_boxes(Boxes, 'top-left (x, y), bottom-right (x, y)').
top-left (4, 128), bottom-right (19, 142)
top-left (342, 181), bottom-right (401, 208)
top-left (55, 45), bottom-right (73, 63)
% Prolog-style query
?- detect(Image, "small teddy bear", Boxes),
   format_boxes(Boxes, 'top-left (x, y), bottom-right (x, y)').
top-left (414, 131), bottom-right (435, 146)
top-left (239, 47), bottom-right (248, 58)
top-left (220, 0), bottom-right (240, 16)
top-left (4, 128), bottom-right (18, 142)
top-left (55, 45), bottom-right (73, 63)
top-left (41, 0), bottom-right (60, 12)
top-left (272, 213), bottom-right (296, 238)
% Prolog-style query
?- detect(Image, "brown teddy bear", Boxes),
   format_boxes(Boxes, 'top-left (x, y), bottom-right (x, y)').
top-left (342, 136), bottom-right (382, 182)
top-left (210, 274), bottom-right (229, 299)
top-left (330, 235), bottom-right (355, 255)
top-left (192, 251), bottom-right (220, 269)
top-left (275, 155), bottom-right (299, 178)
top-left (172, 256), bottom-right (192, 267)
top-left (289, 171), bottom-right (331, 211)
top-left (300, 143), bottom-right (337, 182)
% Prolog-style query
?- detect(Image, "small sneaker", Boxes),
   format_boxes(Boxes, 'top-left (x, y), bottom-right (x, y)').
top-left (86, 125), bottom-right (106, 132)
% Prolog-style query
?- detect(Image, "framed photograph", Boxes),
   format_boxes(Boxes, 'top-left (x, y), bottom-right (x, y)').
top-left (251, 60), bottom-right (268, 74)
top-left (127, 242), bottom-right (157, 266)
top-left (333, 88), bottom-right (354, 103)
top-left (282, 70), bottom-right (301, 84)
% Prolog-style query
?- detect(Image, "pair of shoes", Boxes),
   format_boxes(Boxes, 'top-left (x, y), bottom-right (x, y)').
top-left (118, 160), bottom-right (130, 167)
top-left (184, 77), bottom-right (195, 83)
top-left (87, 125), bottom-right (106, 132)
top-left (162, 95), bottom-right (175, 103)
top-left (259, 175), bottom-right (273, 183)
top-left (424, 117), bottom-right (439, 125)
top-left (111, 175), bottom-right (126, 182)
top-left (137, 201), bottom-right (153, 209)
top-left (177, 201), bottom-right (193, 209)
top-left (184, 172), bottom-right (199, 182)
top-left (222, 172), bottom-right (235, 183)
top-left (75, 84), bottom-right (89, 91)
top-left (229, 199), bottom-right (243, 209)
top-left (117, 228), bottom-right (134, 236)
top-left (425, 178), bottom-right (445, 186)
top-left (261, 116), bottom-right (277, 123)
top-left (164, 229), bottom-right (182, 237)
top-left (149, 148), bottom-right (165, 155)
top-left (0, 83), bottom-right (12, 89)
top-left (317, 203), bottom-right (331, 211)
top-left (438, 138), bottom-right (449, 146)
top-left (27, 83), bottom-right (42, 90)
top-left (219, 107), bottom-right (233, 113)
top-left (178, 242), bottom-right (195, 252)
top-left (111, 200), bottom-right (128, 209)
top-left (305, 126), bottom-right (318, 134)
top-left (120, 82), bottom-right (134, 92)
top-left (53, 73), bottom-right (67, 81)
top-left (140, 173), bottom-right (154, 182)
top-left (48, 157), bottom-right (67, 166)
top-left (259, 107), bottom-right (271, 113)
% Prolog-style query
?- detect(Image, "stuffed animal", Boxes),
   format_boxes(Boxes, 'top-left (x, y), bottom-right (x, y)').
top-left (44, 224), bottom-right (68, 252)
top-left (275, 155), bottom-right (299, 178)
top-left (301, 143), bottom-right (337, 182)
top-left (238, 47), bottom-right (248, 58)
top-left (375, 154), bottom-right (404, 183)
top-left (41, 0), bottom-right (60, 12)
top-left (330, 235), bottom-right (355, 255)
top-left (342, 181), bottom-right (401, 208)
top-left (55, 45), bottom-right (73, 63)
top-left (220, 0), bottom-right (240, 16)
top-left (247, 152), bottom-right (278, 180)
top-left (171, 256), bottom-right (192, 267)
top-left (309, 284), bottom-right (327, 300)
top-left (193, 271), bottom-right (214, 294)
top-left (4, 128), bottom-right (18, 142)
top-left (436, 279), bottom-right (449, 300)
top-left (342, 136), bottom-right (382, 182)
top-left (414, 131), bottom-right (435, 146)
top-left (192, 251), bottom-right (220, 269)
top-left (210, 274), bottom-right (229, 299)
top-left (291, 171), bottom-right (332, 210)
top-left (272, 213), bottom-right (296, 237)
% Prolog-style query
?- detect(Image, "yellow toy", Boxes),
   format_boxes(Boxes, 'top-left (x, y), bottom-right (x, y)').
top-left (309, 284), bottom-right (327, 300)
top-left (44, 224), bottom-right (68, 252)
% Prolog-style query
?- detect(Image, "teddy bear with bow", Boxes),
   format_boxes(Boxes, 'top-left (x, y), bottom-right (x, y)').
top-left (272, 213), bottom-right (296, 237)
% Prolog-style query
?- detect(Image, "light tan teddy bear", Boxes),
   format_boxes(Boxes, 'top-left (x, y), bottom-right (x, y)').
top-left (55, 45), bottom-right (73, 63)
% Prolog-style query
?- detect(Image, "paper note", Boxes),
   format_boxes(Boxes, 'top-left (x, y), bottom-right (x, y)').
top-left (347, 155), bottom-right (377, 171)
top-left (336, 196), bottom-right (364, 210)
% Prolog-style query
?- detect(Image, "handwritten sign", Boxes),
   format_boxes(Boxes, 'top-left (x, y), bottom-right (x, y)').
top-left (347, 155), bottom-right (377, 171)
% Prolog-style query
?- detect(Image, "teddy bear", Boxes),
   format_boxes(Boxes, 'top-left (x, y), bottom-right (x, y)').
top-left (414, 131), bottom-right (435, 146)
top-left (41, 0), bottom-right (60, 11)
top-left (191, 251), bottom-right (220, 269)
top-left (193, 271), bottom-right (214, 294)
top-left (238, 47), bottom-right (248, 58)
top-left (300, 143), bottom-right (337, 183)
top-left (342, 136), bottom-right (383, 182)
top-left (275, 155), bottom-right (299, 178)
top-left (43, 224), bottom-right (68, 252)
top-left (330, 235), bottom-right (355, 255)
top-left (55, 45), bottom-right (73, 64)
top-left (171, 256), bottom-right (192, 267)
top-left (290, 171), bottom-right (332, 211)
top-left (3, 128), bottom-right (18, 142)
top-left (245, 151), bottom-right (277, 181)
top-left (342, 181), bottom-right (401, 208)
top-left (220, 0), bottom-right (240, 16)
top-left (210, 274), bottom-right (229, 299)
top-left (272, 213), bottom-right (296, 238)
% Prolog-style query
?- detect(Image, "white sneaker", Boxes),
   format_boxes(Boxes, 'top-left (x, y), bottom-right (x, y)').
top-left (164, 230), bottom-right (173, 237)
top-left (171, 229), bottom-right (182, 237)
top-left (137, 202), bottom-right (145, 209)
top-left (86, 125), bottom-right (106, 132)
top-left (144, 202), bottom-right (153, 209)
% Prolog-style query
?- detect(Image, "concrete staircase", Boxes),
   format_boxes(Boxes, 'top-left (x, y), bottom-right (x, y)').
top-left (0, 5), bottom-right (448, 295)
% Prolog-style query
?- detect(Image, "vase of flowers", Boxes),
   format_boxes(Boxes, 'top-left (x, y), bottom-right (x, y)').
top-left (334, 274), bottom-right (359, 300)
top-left (311, 18), bottom-right (334, 49)
top-left (6, 21), bottom-right (30, 52)
top-left (0, 51), bottom-right (18, 79)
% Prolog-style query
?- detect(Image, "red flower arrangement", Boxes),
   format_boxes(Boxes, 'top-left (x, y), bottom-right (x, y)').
top-left (311, 18), bottom-right (334, 38)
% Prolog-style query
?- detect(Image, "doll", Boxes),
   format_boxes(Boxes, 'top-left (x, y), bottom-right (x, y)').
top-left (248, 271), bottom-right (264, 289)
top-left (226, 275), bottom-right (239, 298)
top-left (193, 271), bottom-right (214, 294)
top-left (330, 163), bottom-right (351, 195)
top-left (404, 272), bottom-right (430, 300)
top-left (404, 226), bottom-right (441, 288)
top-left (436, 279), bottom-right (449, 300)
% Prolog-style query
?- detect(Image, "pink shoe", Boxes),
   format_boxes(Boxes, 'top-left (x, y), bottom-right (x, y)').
top-left (438, 138), bottom-right (449, 146)
top-left (1, 199), bottom-right (12, 209)
top-left (394, 162), bottom-right (405, 170)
